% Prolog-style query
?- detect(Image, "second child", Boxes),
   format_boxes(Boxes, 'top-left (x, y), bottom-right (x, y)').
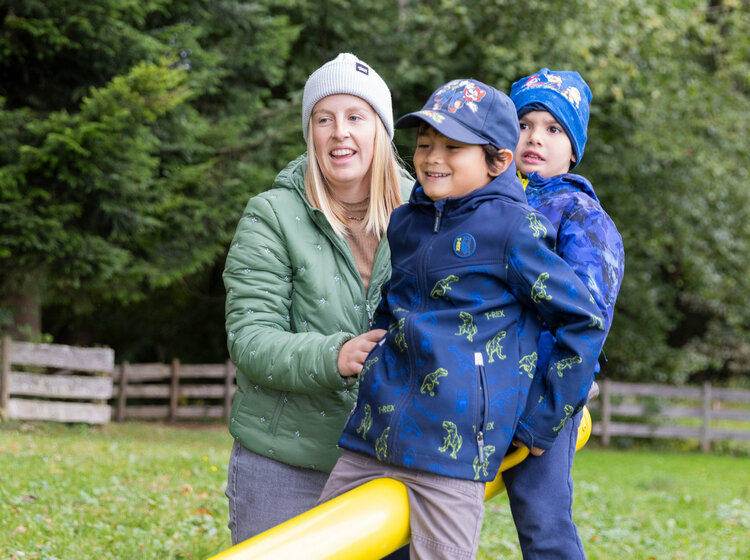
top-left (502, 67), bottom-right (625, 558)
top-left (318, 79), bottom-right (607, 560)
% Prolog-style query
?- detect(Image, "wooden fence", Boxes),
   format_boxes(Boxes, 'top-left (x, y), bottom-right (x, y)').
top-left (113, 359), bottom-right (236, 422)
top-left (1, 336), bottom-right (114, 424)
top-left (588, 379), bottom-right (750, 451)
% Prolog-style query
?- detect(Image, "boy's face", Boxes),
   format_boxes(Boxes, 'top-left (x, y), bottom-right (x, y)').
top-left (515, 111), bottom-right (576, 178)
top-left (413, 128), bottom-right (497, 201)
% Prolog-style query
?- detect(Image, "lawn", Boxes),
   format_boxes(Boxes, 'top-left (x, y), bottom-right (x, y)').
top-left (1, 422), bottom-right (748, 559)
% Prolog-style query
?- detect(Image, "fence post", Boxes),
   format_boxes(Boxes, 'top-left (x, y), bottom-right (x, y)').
top-left (169, 358), bottom-right (180, 422)
top-left (601, 379), bottom-right (611, 447)
top-left (701, 381), bottom-right (712, 453)
top-left (1, 336), bottom-right (10, 412)
top-left (223, 359), bottom-right (235, 424)
top-left (116, 362), bottom-right (130, 422)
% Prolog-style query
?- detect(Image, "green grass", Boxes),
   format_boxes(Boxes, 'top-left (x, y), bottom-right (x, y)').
top-left (2, 422), bottom-right (749, 559)
top-left (1, 422), bottom-right (233, 559)
top-left (480, 448), bottom-right (750, 559)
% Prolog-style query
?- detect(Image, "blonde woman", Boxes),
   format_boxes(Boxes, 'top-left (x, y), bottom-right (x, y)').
top-left (222, 53), bottom-right (412, 545)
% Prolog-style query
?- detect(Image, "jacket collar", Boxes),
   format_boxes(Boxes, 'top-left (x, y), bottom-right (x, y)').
top-left (525, 171), bottom-right (599, 202)
top-left (409, 162), bottom-right (527, 214)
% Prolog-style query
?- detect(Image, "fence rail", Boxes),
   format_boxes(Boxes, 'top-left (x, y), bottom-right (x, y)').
top-left (4, 337), bottom-right (750, 450)
top-left (589, 379), bottom-right (750, 451)
top-left (113, 359), bottom-right (236, 423)
top-left (1, 336), bottom-right (114, 424)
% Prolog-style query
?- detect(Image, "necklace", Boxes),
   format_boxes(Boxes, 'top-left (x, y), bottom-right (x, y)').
top-left (347, 215), bottom-right (365, 221)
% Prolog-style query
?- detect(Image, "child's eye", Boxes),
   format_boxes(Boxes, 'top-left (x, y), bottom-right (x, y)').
top-left (519, 123), bottom-right (529, 130)
top-left (548, 126), bottom-right (561, 134)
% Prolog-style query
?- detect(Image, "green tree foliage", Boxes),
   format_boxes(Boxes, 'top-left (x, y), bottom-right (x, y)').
top-left (1, 0), bottom-right (748, 383)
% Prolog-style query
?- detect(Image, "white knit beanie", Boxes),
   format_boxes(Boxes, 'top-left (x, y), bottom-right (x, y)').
top-left (302, 53), bottom-right (394, 141)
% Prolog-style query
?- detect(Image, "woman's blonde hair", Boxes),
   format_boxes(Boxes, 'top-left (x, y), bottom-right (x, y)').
top-left (305, 116), bottom-right (403, 239)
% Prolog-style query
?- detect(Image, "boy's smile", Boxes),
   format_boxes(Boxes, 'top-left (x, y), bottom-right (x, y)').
top-left (413, 129), bottom-right (497, 201)
top-left (515, 111), bottom-right (576, 178)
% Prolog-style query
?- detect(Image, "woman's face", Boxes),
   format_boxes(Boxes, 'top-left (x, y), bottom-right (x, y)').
top-left (311, 94), bottom-right (378, 202)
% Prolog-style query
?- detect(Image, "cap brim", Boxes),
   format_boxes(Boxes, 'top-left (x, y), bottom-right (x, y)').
top-left (395, 111), bottom-right (490, 145)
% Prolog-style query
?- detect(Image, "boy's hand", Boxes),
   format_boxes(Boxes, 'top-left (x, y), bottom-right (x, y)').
top-left (337, 329), bottom-right (387, 377)
top-left (512, 438), bottom-right (546, 456)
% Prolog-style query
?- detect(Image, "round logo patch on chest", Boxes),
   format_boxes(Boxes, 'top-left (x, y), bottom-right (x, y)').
top-left (453, 233), bottom-right (476, 258)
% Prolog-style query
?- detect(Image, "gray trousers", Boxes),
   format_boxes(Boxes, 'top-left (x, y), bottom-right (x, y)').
top-left (319, 450), bottom-right (486, 560)
top-left (225, 440), bottom-right (329, 545)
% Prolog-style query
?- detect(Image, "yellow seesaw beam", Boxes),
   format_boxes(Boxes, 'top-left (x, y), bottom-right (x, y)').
top-left (208, 407), bottom-right (592, 560)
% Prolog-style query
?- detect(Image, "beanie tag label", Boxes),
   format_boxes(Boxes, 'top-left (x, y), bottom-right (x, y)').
top-left (355, 62), bottom-right (369, 75)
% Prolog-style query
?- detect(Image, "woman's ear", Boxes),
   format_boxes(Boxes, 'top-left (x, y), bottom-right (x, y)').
top-left (489, 149), bottom-right (514, 177)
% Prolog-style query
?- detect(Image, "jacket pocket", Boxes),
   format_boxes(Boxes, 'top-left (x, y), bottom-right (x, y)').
top-left (268, 391), bottom-right (287, 435)
top-left (474, 352), bottom-right (490, 463)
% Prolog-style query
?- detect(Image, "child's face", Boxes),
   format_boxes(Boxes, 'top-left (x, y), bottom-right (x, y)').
top-left (413, 128), bottom-right (497, 201)
top-left (515, 111), bottom-right (576, 178)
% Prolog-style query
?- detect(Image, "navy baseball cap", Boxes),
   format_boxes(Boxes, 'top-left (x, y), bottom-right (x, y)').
top-left (395, 79), bottom-right (519, 150)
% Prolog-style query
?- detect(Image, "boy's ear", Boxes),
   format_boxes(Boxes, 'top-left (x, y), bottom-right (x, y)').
top-left (489, 149), bottom-right (514, 177)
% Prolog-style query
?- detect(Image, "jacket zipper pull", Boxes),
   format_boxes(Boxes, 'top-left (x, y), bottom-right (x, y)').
top-left (433, 209), bottom-right (442, 233)
top-left (477, 430), bottom-right (485, 463)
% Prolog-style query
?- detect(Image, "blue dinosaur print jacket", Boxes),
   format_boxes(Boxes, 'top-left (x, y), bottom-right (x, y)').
top-left (338, 166), bottom-right (607, 482)
top-left (516, 172), bottom-right (625, 447)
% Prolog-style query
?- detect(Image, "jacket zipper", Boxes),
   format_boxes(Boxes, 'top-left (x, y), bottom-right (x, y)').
top-left (383, 217), bottom-right (438, 458)
top-left (433, 208), bottom-right (442, 233)
top-left (475, 352), bottom-right (490, 463)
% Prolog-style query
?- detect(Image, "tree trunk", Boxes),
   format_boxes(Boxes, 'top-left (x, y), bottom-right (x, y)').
top-left (1, 272), bottom-right (43, 341)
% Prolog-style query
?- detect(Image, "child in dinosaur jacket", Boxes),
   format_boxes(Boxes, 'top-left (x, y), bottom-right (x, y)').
top-left (318, 78), bottom-right (606, 560)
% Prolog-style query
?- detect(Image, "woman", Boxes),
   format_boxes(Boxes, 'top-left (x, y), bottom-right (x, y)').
top-left (223, 53), bottom-right (413, 544)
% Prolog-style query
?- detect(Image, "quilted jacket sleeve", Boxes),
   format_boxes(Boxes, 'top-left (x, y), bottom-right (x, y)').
top-left (223, 194), bottom-right (355, 395)
top-left (506, 210), bottom-right (606, 450)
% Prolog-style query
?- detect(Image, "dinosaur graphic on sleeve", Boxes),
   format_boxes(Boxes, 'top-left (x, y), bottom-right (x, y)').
top-left (531, 272), bottom-right (553, 304)
top-left (555, 355), bottom-right (582, 378)
top-left (519, 352), bottom-right (538, 378)
top-left (553, 404), bottom-right (575, 432)
top-left (527, 213), bottom-right (548, 238)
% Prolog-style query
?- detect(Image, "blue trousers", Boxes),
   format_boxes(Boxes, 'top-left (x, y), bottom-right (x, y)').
top-left (502, 412), bottom-right (585, 559)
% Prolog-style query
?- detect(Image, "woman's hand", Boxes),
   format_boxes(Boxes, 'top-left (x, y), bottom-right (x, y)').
top-left (337, 329), bottom-right (387, 377)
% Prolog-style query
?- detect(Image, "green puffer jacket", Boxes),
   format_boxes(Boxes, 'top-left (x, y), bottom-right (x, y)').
top-left (224, 154), bottom-right (413, 472)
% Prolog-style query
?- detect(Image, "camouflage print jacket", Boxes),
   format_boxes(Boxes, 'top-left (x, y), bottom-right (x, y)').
top-left (518, 171), bottom-right (625, 442)
top-left (338, 166), bottom-right (606, 482)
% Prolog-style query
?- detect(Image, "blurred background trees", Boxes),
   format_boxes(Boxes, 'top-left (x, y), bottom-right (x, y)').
top-left (1, 0), bottom-right (748, 384)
